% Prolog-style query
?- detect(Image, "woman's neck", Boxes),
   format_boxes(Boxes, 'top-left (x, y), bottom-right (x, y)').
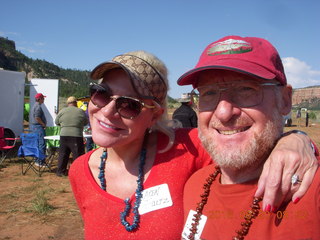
top-left (107, 132), bottom-right (158, 167)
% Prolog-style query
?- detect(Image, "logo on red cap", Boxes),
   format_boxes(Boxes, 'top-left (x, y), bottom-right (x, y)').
top-left (207, 39), bottom-right (252, 56)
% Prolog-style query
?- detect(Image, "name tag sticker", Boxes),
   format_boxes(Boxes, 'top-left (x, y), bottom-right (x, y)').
top-left (182, 210), bottom-right (207, 240)
top-left (138, 183), bottom-right (173, 215)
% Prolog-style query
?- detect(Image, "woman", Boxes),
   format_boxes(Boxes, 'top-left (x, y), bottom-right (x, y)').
top-left (69, 51), bottom-right (317, 239)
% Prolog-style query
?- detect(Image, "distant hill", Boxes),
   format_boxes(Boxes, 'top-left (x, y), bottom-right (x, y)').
top-left (0, 36), bottom-right (91, 98)
top-left (293, 87), bottom-right (320, 110)
top-left (0, 37), bottom-right (180, 105)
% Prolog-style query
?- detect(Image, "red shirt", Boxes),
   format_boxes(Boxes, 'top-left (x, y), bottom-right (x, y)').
top-left (69, 128), bottom-right (212, 240)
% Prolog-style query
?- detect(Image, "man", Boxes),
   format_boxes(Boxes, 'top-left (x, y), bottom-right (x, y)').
top-left (296, 108), bottom-right (301, 126)
top-left (178, 36), bottom-right (320, 239)
top-left (30, 93), bottom-right (47, 166)
top-left (172, 93), bottom-right (198, 128)
top-left (55, 96), bottom-right (88, 176)
top-left (84, 105), bottom-right (94, 152)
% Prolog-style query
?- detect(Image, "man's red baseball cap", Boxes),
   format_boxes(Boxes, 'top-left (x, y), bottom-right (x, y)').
top-left (177, 35), bottom-right (287, 87)
top-left (35, 93), bottom-right (46, 99)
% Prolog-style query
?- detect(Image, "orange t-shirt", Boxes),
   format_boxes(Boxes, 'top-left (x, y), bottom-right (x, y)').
top-left (183, 164), bottom-right (320, 240)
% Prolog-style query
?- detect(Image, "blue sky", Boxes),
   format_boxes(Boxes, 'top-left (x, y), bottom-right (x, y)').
top-left (1, 0), bottom-right (319, 98)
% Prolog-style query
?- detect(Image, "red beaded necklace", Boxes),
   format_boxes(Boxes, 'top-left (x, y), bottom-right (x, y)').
top-left (187, 166), bottom-right (262, 240)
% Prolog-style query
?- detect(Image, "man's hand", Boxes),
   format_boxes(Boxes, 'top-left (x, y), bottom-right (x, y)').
top-left (255, 132), bottom-right (319, 212)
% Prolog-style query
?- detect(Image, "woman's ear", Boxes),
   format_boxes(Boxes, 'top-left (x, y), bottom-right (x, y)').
top-left (280, 85), bottom-right (293, 116)
top-left (149, 107), bottom-right (164, 127)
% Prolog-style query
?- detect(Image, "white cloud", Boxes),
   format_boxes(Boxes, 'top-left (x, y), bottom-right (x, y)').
top-left (282, 57), bottom-right (320, 88)
top-left (33, 42), bottom-right (46, 47)
top-left (17, 46), bottom-right (37, 53)
top-left (0, 31), bottom-right (19, 37)
top-left (16, 41), bottom-right (46, 54)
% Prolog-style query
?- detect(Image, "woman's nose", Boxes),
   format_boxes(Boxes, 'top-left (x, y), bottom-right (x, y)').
top-left (100, 99), bottom-right (120, 118)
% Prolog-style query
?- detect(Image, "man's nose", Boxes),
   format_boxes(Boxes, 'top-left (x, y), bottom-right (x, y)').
top-left (214, 92), bottom-right (241, 122)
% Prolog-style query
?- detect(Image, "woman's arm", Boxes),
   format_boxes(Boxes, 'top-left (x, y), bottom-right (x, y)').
top-left (256, 130), bottom-right (319, 212)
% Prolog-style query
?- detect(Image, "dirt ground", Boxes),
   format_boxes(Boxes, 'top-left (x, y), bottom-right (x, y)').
top-left (0, 158), bottom-right (84, 240)
top-left (0, 122), bottom-right (319, 240)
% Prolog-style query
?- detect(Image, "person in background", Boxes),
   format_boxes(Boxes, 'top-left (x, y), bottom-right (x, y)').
top-left (30, 93), bottom-right (47, 166)
top-left (55, 96), bottom-right (88, 176)
top-left (306, 110), bottom-right (309, 127)
top-left (84, 106), bottom-right (94, 152)
top-left (180, 35), bottom-right (320, 240)
top-left (69, 50), bottom-right (318, 239)
top-left (172, 93), bottom-right (198, 128)
top-left (296, 108), bottom-right (301, 126)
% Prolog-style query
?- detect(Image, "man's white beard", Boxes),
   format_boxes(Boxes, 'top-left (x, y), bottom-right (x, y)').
top-left (199, 115), bottom-right (284, 171)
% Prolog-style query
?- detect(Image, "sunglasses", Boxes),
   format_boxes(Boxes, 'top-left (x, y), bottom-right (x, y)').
top-left (89, 83), bottom-right (156, 119)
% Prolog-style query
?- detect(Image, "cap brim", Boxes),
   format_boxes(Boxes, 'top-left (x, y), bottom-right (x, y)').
top-left (90, 61), bottom-right (127, 80)
top-left (177, 59), bottom-right (276, 86)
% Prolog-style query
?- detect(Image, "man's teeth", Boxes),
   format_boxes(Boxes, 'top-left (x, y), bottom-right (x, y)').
top-left (219, 129), bottom-right (244, 135)
top-left (100, 122), bottom-right (117, 129)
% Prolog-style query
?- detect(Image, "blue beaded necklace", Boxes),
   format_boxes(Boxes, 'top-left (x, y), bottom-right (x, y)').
top-left (98, 148), bottom-right (146, 232)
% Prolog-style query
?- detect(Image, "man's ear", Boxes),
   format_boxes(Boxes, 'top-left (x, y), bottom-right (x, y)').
top-left (280, 85), bottom-right (292, 115)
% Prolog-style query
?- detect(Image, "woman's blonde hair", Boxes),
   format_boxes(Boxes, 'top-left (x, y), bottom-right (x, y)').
top-left (125, 50), bottom-right (176, 153)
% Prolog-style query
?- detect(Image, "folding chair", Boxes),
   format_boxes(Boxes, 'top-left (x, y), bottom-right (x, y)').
top-left (18, 132), bottom-right (51, 176)
top-left (0, 127), bottom-right (18, 165)
top-left (45, 126), bottom-right (60, 161)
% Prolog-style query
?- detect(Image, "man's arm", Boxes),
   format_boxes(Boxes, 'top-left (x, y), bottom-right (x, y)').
top-left (55, 111), bottom-right (62, 126)
top-left (190, 111), bottom-right (198, 128)
top-left (35, 117), bottom-right (46, 128)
